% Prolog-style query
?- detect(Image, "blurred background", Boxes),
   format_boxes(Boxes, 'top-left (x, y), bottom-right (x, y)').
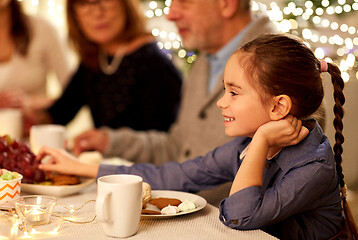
top-left (18, 0), bottom-right (358, 188)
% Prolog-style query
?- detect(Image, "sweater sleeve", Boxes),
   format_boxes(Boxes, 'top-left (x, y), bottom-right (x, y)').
top-left (219, 157), bottom-right (337, 230)
top-left (98, 137), bottom-right (247, 191)
top-left (101, 126), bottom-right (181, 165)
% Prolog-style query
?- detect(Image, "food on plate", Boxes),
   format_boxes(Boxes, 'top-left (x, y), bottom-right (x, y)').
top-left (161, 205), bottom-right (180, 215)
top-left (47, 173), bottom-right (80, 186)
top-left (141, 209), bottom-right (161, 215)
top-left (142, 198), bottom-right (199, 216)
top-left (178, 199), bottom-right (197, 212)
top-left (140, 183), bottom-right (199, 216)
top-left (78, 151), bottom-right (103, 164)
top-left (142, 182), bottom-right (152, 208)
top-left (149, 197), bottom-right (182, 210)
top-left (0, 169), bottom-right (21, 181)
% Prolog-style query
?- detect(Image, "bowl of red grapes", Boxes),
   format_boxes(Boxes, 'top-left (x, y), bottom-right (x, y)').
top-left (0, 135), bottom-right (46, 184)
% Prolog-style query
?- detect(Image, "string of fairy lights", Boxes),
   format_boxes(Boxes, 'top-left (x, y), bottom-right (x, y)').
top-left (18, 0), bottom-right (357, 82)
top-left (144, 0), bottom-right (358, 82)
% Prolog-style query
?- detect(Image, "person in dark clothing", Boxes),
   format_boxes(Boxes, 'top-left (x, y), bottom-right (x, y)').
top-left (34, 0), bottom-right (182, 133)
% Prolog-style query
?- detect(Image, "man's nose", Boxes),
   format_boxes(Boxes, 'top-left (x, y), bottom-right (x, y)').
top-left (166, 2), bottom-right (181, 21)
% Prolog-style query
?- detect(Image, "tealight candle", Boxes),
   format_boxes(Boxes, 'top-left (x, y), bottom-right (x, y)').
top-left (25, 208), bottom-right (48, 225)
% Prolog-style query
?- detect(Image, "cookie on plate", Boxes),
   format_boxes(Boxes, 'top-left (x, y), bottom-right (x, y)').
top-left (142, 182), bottom-right (152, 208)
top-left (141, 209), bottom-right (161, 215)
top-left (149, 198), bottom-right (182, 209)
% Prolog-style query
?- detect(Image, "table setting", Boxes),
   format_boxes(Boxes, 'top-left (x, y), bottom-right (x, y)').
top-left (1, 177), bottom-right (278, 240)
top-left (0, 120), bottom-right (278, 240)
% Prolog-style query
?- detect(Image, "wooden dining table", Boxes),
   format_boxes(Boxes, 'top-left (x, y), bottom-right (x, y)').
top-left (11, 182), bottom-right (278, 240)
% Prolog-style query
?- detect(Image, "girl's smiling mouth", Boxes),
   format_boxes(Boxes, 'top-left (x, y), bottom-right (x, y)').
top-left (223, 116), bottom-right (235, 122)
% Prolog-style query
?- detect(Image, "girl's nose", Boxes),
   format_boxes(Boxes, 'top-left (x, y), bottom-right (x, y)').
top-left (217, 95), bottom-right (227, 109)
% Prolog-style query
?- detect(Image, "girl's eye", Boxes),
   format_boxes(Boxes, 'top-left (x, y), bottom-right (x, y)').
top-left (230, 91), bottom-right (238, 96)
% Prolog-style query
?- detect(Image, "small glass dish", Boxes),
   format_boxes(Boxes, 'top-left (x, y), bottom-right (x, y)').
top-left (15, 195), bottom-right (56, 226)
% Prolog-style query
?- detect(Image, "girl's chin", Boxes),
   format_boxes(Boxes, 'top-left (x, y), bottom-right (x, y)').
top-left (224, 130), bottom-right (252, 138)
top-left (224, 131), bottom-right (239, 138)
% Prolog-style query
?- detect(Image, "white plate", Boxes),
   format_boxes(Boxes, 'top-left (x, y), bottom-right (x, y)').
top-left (141, 190), bottom-right (207, 219)
top-left (21, 177), bottom-right (95, 197)
top-left (102, 157), bottom-right (134, 166)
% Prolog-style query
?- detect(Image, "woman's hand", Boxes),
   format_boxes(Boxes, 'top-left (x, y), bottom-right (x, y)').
top-left (73, 129), bottom-right (109, 155)
top-left (36, 146), bottom-right (99, 178)
top-left (256, 115), bottom-right (309, 149)
top-left (0, 90), bottom-right (27, 109)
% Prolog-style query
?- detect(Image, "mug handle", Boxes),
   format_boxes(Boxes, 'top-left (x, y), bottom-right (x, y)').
top-left (96, 191), bottom-right (111, 222)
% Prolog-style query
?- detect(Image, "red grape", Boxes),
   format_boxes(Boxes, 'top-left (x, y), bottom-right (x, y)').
top-left (16, 158), bottom-right (28, 169)
top-left (18, 144), bottom-right (30, 153)
top-left (22, 177), bottom-right (34, 184)
top-left (33, 169), bottom-right (46, 183)
top-left (11, 140), bottom-right (19, 149)
top-left (0, 153), bottom-right (5, 165)
top-left (0, 141), bottom-right (8, 152)
top-left (22, 166), bottom-right (35, 178)
top-left (2, 159), bottom-right (16, 170)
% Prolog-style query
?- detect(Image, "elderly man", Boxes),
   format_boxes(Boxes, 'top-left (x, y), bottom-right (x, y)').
top-left (73, 0), bottom-right (278, 205)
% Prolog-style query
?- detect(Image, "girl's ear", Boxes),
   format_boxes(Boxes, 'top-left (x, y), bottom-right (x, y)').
top-left (270, 95), bottom-right (292, 120)
top-left (218, 0), bottom-right (238, 18)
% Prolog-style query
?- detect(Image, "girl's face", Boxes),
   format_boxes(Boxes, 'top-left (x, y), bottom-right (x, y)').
top-left (74, 0), bottom-right (126, 47)
top-left (217, 54), bottom-right (273, 138)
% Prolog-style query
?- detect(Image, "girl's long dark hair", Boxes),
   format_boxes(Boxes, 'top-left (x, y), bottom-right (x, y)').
top-left (328, 62), bottom-right (358, 239)
top-left (239, 33), bottom-right (357, 239)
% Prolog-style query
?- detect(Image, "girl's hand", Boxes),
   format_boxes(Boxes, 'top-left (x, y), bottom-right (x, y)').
top-left (36, 146), bottom-right (99, 178)
top-left (256, 115), bottom-right (309, 148)
top-left (73, 129), bottom-right (109, 155)
top-left (229, 116), bottom-right (309, 195)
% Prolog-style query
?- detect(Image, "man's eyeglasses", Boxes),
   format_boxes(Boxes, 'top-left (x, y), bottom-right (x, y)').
top-left (74, 0), bottom-right (118, 15)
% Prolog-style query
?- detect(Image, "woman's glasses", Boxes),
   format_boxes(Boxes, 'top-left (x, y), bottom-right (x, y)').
top-left (74, 0), bottom-right (118, 15)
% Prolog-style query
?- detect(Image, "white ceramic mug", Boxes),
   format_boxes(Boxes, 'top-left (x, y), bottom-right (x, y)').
top-left (96, 174), bottom-right (143, 238)
top-left (0, 108), bottom-right (23, 140)
top-left (29, 124), bottom-right (66, 154)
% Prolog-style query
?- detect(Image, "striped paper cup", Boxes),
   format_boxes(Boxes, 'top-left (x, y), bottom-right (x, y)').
top-left (0, 175), bottom-right (23, 204)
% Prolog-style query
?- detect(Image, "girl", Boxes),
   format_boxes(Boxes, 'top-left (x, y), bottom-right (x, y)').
top-left (37, 34), bottom-right (357, 239)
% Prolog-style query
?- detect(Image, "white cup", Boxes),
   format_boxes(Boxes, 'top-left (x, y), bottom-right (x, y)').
top-left (0, 108), bottom-right (23, 140)
top-left (96, 174), bottom-right (143, 238)
top-left (29, 124), bottom-right (66, 154)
